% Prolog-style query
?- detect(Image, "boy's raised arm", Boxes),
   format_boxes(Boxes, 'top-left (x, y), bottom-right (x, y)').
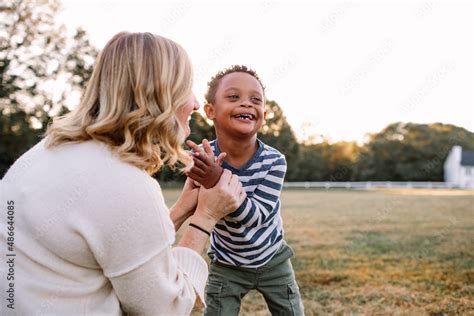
top-left (186, 140), bottom-right (287, 229)
top-left (222, 155), bottom-right (287, 229)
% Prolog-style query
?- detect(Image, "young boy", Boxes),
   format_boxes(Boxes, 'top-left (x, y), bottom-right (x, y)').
top-left (186, 65), bottom-right (304, 315)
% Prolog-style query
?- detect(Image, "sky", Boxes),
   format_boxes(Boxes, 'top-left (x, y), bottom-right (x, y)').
top-left (57, 0), bottom-right (473, 143)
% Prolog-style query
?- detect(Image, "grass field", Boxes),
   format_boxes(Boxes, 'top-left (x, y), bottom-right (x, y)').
top-left (163, 188), bottom-right (474, 315)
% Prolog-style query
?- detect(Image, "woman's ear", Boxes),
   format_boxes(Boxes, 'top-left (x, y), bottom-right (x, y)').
top-left (204, 103), bottom-right (216, 120)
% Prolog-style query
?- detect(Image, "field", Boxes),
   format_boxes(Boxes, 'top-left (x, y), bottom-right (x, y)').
top-left (162, 188), bottom-right (474, 315)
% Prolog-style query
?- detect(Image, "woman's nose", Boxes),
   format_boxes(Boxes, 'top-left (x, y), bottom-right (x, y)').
top-left (193, 95), bottom-right (200, 110)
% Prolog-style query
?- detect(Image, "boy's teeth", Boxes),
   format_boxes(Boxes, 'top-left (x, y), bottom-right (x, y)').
top-left (236, 114), bottom-right (253, 120)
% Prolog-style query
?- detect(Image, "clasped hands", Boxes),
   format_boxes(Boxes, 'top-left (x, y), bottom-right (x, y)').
top-left (171, 139), bottom-right (246, 229)
top-left (185, 139), bottom-right (225, 189)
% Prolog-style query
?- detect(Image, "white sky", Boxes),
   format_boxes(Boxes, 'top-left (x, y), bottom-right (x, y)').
top-left (58, 0), bottom-right (473, 143)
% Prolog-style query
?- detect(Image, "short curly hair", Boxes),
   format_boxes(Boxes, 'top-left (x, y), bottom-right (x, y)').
top-left (204, 65), bottom-right (265, 104)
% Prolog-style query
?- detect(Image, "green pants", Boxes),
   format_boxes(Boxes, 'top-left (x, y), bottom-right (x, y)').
top-left (204, 241), bottom-right (305, 316)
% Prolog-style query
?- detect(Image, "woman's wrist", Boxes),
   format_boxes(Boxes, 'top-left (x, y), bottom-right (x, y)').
top-left (171, 202), bottom-right (191, 217)
top-left (190, 211), bottom-right (217, 233)
top-left (169, 204), bottom-right (192, 231)
top-left (188, 223), bottom-right (211, 236)
top-left (176, 211), bottom-right (216, 253)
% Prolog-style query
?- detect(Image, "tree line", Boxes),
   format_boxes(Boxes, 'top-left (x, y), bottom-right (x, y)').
top-left (2, 0), bottom-right (473, 182)
top-left (181, 105), bottom-right (474, 182)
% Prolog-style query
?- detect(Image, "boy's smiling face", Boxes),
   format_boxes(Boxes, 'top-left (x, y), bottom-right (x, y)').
top-left (205, 72), bottom-right (266, 139)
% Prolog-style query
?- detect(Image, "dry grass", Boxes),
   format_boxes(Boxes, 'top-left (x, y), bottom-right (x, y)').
top-left (162, 188), bottom-right (474, 315)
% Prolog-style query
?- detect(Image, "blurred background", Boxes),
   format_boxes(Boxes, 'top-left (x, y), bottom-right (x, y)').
top-left (1, 0), bottom-right (473, 314)
top-left (1, 0), bottom-right (473, 183)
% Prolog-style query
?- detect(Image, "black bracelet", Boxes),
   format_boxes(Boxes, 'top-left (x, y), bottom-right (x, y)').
top-left (189, 223), bottom-right (211, 236)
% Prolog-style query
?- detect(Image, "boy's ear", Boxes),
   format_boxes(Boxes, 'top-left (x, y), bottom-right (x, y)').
top-left (263, 111), bottom-right (267, 121)
top-left (204, 103), bottom-right (216, 120)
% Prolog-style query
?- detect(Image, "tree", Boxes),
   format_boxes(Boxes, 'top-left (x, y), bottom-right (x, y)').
top-left (353, 122), bottom-right (474, 181)
top-left (259, 100), bottom-right (300, 180)
top-left (0, 0), bottom-right (97, 176)
top-left (321, 140), bottom-right (359, 181)
top-left (295, 144), bottom-right (327, 180)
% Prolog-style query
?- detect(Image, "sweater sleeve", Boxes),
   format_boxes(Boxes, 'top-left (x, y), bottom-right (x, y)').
top-left (224, 155), bottom-right (287, 228)
top-left (76, 171), bottom-right (207, 314)
top-left (109, 247), bottom-right (207, 315)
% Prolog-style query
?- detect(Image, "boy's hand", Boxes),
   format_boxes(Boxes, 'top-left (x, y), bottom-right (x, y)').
top-left (186, 153), bottom-right (224, 189)
top-left (185, 139), bottom-right (226, 189)
top-left (186, 139), bottom-right (226, 166)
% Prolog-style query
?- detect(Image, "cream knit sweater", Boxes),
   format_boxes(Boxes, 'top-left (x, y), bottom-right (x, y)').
top-left (0, 139), bottom-right (207, 315)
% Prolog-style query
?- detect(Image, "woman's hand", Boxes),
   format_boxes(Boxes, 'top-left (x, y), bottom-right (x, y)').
top-left (191, 169), bottom-right (246, 232)
top-left (169, 178), bottom-right (200, 231)
top-left (177, 170), bottom-right (246, 256)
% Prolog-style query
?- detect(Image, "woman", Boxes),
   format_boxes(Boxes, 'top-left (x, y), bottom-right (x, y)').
top-left (1, 32), bottom-right (245, 315)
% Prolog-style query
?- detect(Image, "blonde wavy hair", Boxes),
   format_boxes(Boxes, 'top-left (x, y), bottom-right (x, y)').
top-left (46, 32), bottom-right (193, 174)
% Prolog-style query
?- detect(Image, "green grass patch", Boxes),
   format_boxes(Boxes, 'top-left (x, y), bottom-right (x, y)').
top-left (344, 231), bottom-right (446, 258)
top-left (170, 188), bottom-right (474, 315)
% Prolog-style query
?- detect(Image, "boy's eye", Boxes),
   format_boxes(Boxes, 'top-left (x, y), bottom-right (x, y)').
top-left (227, 95), bottom-right (239, 99)
top-left (251, 97), bottom-right (262, 103)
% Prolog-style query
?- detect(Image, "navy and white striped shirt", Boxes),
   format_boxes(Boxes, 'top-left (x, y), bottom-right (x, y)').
top-left (209, 139), bottom-right (287, 268)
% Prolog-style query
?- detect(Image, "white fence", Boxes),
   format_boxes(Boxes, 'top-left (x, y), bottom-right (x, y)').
top-left (283, 181), bottom-right (459, 189)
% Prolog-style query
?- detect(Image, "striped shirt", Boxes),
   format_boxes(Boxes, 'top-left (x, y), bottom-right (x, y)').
top-left (209, 139), bottom-right (287, 268)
